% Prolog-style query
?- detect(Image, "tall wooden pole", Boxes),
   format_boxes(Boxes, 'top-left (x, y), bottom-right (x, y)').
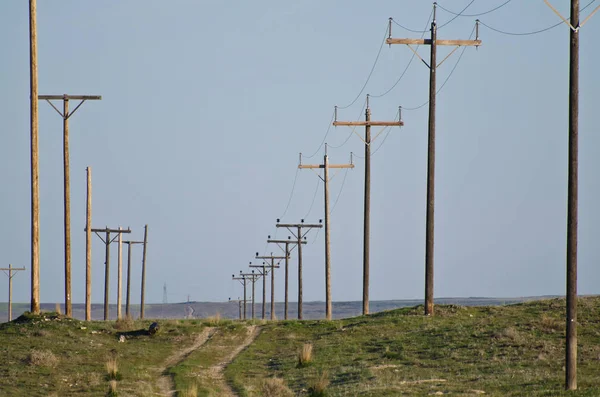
top-left (140, 225), bottom-right (148, 320)
top-left (126, 242), bottom-right (132, 317)
top-left (62, 98), bottom-right (72, 317)
top-left (270, 257), bottom-right (276, 320)
top-left (251, 276), bottom-right (256, 319)
top-left (238, 300), bottom-right (242, 320)
top-left (117, 227), bottom-right (123, 319)
top-left (566, 0), bottom-right (579, 390)
top-left (85, 167), bottom-right (92, 321)
top-left (425, 10), bottom-right (438, 317)
top-left (29, 0), bottom-right (40, 315)
top-left (363, 106), bottom-right (371, 316)
top-left (262, 263), bottom-right (266, 319)
top-left (243, 276), bottom-right (247, 320)
top-left (324, 154), bottom-right (333, 320)
top-left (284, 242), bottom-right (290, 319)
top-left (103, 229), bottom-right (111, 320)
top-left (297, 226), bottom-right (302, 319)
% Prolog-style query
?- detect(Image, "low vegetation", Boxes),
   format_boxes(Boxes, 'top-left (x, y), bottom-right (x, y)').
top-left (1, 298), bottom-right (599, 396)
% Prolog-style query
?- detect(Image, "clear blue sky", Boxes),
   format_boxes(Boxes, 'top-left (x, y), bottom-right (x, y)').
top-left (1, 1), bottom-right (598, 305)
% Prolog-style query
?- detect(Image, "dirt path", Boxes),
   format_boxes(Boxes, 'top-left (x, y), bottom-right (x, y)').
top-left (205, 325), bottom-right (260, 396)
top-left (156, 327), bottom-right (216, 396)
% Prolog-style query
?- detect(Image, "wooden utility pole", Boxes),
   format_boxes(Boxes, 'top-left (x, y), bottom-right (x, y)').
top-left (386, 7), bottom-right (480, 316)
top-left (85, 167), bottom-right (92, 320)
top-left (276, 221), bottom-right (322, 319)
top-left (38, 94), bottom-right (101, 318)
top-left (240, 271), bottom-right (260, 319)
top-left (232, 273), bottom-right (249, 320)
top-left (117, 228), bottom-right (123, 319)
top-left (91, 227), bottom-right (131, 320)
top-left (29, 0), bottom-right (40, 315)
top-left (299, 147), bottom-right (354, 319)
top-left (140, 225), bottom-right (149, 319)
top-left (1, 265), bottom-right (26, 321)
top-left (333, 99), bottom-right (403, 315)
top-left (122, 240), bottom-right (143, 318)
top-left (229, 297), bottom-right (243, 320)
top-left (267, 237), bottom-right (306, 319)
top-left (254, 253), bottom-right (286, 320)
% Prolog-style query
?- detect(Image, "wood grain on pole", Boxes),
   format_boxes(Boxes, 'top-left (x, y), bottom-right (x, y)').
top-left (262, 264), bottom-right (266, 320)
top-left (63, 98), bottom-right (72, 317)
top-left (243, 277), bottom-right (247, 320)
top-left (117, 227), bottom-right (123, 319)
top-left (8, 264), bottom-right (12, 322)
top-left (566, 0), bottom-right (579, 390)
top-left (125, 242), bottom-right (132, 317)
top-left (29, 0), bottom-right (40, 315)
top-left (324, 154), bottom-right (332, 320)
top-left (385, 38), bottom-right (481, 46)
top-left (270, 258), bottom-right (275, 320)
top-left (104, 229), bottom-right (111, 320)
top-left (333, 121), bottom-right (404, 127)
top-left (141, 225), bottom-right (148, 319)
top-left (363, 108), bottom-right (371, 316)
top-left (85, 167), bottom-right (92, 321)
top-left (425, 18), bottom-right (437, 317)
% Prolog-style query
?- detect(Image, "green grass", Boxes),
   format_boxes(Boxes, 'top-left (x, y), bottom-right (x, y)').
top-left (226, 297), bottom-right (600, 396)
top-left (0, 312), bottom-right (202, 396)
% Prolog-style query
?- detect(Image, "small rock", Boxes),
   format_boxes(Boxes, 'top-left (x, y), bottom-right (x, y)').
top-left (119, 335), bottom-right (126, 343)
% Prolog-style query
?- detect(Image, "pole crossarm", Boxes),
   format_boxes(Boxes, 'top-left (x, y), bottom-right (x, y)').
top-left (299, 164), bottom-right (355, 169)
top-left (276, 223), bottom-right (322, 229)
top-left (1, 267), bottom-right (26, 277)
top-left (255, 256), bottom-right (287, 260)
top-left (123, 240), bottom-right (144, 245)
top-left (39, 95), bottom-right (101, 119)
top-left (333, 121), bottom-right (404, 127)
top-left (386, 38), bottom-right (481, 46)
top-left (267, 239), bottom-right (307, 245)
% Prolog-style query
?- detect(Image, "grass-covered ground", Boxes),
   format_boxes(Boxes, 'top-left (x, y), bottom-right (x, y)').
top-left (227, 297), bottom-right (600, 396)
top-left (1, 297), bottom-right (599, 396)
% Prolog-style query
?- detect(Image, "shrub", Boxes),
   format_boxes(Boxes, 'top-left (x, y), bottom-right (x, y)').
top-left (206, 312), bottom-right (221, 326)
top-left (114, 315), bottom-right (135, 331)
top-left (261, 377), bottom-right (294, 397)
top-left (27, 349), bottom-right (58, 367)
top-left (298, 343), bottom-right (313, 367)
top-left (105, 357), bottom-right (122, 381)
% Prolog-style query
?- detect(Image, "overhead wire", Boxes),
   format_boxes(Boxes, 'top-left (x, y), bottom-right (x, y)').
top-left (303, 110), bottom-right (335, 159)
top-left (337, 22), bottom-right (389, 110)
top-left (437, 0), bottom-right (513, 17)
top-left (438, 0), bottom-right (477, 29)
top-left (404, 24), bottom-right (476, 111)
top-left (303, 174), bottom-right (321, 220)
top-left (328, 97), bottom-right (368, 150)
top-left (390, 18), bottom-right (430, 34)
top-left (278, 167), bottom-right (300, 220)
top-left (479, 0), bottom-right (596, 36)
top-left (372, 8), bottom-right (434, 99)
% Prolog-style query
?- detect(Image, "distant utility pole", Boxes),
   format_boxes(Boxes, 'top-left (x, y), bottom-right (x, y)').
top-left (333, 97), bottom-right (403, 315)
top-left (298, 146), bottom-right (354, 320)
top-left (1, 265), bottom-right (26, 321)
top-left (117, 227), bottom-right (124, 319)
top-left (91, 227), bottom-right (131, 320)
top-left (38, 94), bottom-right (101, 318)
top-left (542, 0), bottom-right (599, 390)
top-left (267, 236), bottom-right (306, 319)
top-left (386, 6), bottom-right (480, 316)
top-left (122, 240), bottom-right (143, 318)
top-left (240, 271), bottom-right (260, 319)
top-left (254, 253), bottom-right (286, 320)
top-left (276, 220), bottom-right (322, 319)
top-left (140, 225), bottom-right (149, 320)
top-left (85, 167), bottom-right (92, 320)
top-left (229, 297), bottom-right (242, 320)
top-left (163, 282), bottom-right (168, 304)
top-left (232, 273), bottom-right (249, 320)
top-left (29, 0), bottom-right (40, 315)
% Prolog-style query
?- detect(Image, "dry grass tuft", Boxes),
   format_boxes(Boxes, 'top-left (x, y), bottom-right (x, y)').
top-left (107, 380), bottom-right (118, 396)
top-left (308, 370), bottom-right (330, 396)
top-left (206, 312), bottom-right (221, 326)
top-left (261, 377), bottom-right (294, 397)
top-left (114, 315), bottom-right (135, 331)
top-left (539, 315), bottom-right (562, 332)
top-left (298, 343), bottom-right (313, 367)
top-left (28, 349), bottom-right (58, 367)
top-left (179, 384), bottom-right (198, 397)
top-left (105, 357), bottom-right (120, 380)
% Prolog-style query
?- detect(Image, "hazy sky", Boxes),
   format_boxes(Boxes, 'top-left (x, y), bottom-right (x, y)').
top-left (1, 1), bottom-right (598, 306)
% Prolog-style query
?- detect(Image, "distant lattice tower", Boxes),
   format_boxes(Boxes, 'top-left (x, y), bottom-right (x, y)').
top-left (163, 282), bottom-right (168, 304)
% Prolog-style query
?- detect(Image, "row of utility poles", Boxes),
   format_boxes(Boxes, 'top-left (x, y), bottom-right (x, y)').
top-left (26, 1), bottom-right (150, 322)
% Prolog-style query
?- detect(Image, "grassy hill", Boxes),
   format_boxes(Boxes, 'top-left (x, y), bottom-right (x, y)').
top-left (0, 297), bottom-right (599, 396)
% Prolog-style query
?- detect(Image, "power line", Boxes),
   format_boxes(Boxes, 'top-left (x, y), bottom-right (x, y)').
top-left (404, 25), bottom-right (476, 111)
top-left (303, 110), bottom-right (335, 159)
top-left (337, 22), bottom-right (389, 110)
top-left (478, 0), bottom-right (597, 36)
top-left (390, 18), bottom-right (429, 34)
top-left (438, 0), bottom-right (477, 29)
top-left (303, 175), bottom-right (321, 219)
top-left (372, 9), bottom-right (433, 98)
top-left (278, 167), bottom-right (300, 220)
top-left (437, 0), bottom-right (513, 17)
top-left (331, 168), bottom-right (350, 214)
top-left (328, 97), bottom-right (368, 150)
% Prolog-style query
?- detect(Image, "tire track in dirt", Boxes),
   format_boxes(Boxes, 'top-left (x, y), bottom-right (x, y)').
top-left (191, 325), bottom-right (261, 397)
top-left (156, 327), bottom-right (216, 396)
